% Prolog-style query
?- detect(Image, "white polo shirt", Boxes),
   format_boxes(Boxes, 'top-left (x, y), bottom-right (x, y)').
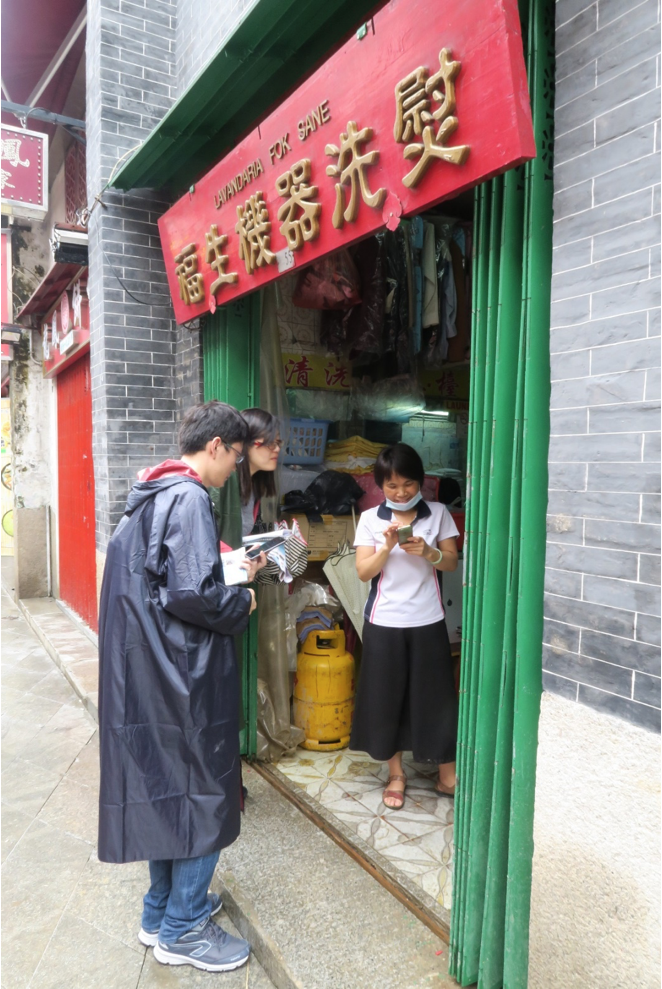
top-left (354, 500), bottom-right (460, 628)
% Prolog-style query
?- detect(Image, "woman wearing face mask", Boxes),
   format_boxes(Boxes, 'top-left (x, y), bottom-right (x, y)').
top-left (212, 408), bottom-right (282, 551)
top-left (351, 443), bottom-right (459, 808)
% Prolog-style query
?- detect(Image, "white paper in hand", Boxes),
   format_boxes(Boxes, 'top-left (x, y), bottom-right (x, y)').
top-left (221, 548), bottom-right (250, 585)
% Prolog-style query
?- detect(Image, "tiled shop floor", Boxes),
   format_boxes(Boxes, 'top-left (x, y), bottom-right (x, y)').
top-left (276, 748), bottom-right (454, 911)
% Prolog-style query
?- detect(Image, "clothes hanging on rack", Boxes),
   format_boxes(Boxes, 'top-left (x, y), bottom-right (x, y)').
top-left (422, 221), bottom-right (439, 330)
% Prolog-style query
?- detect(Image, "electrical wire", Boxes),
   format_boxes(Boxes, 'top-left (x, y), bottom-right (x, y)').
top-left (77, 143), bottom-right (143, 227)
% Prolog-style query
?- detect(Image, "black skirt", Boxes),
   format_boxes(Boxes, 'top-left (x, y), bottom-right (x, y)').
top-left (349, 619), bottom-right (457, 765)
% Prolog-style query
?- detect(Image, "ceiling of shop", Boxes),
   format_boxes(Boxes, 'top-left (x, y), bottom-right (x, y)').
top-left (109, 0), bottom-right (385, 194)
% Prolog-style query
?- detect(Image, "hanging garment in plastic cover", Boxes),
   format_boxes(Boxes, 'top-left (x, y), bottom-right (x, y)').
top-left (254, 286), bottom-right (304, 760)
top-left (97, 472), bottom-right (253, 863)
top-left (292, 248), bottom-right (361, 309)
top-left (256, 583), bottom-right (305, 761)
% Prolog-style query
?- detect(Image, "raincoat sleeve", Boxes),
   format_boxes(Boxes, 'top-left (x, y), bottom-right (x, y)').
top-left (159, 487), bottom-right (252, 636)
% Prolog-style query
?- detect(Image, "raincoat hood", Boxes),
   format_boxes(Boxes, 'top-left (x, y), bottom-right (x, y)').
top-left (126, 460), bottom-right (205, 515)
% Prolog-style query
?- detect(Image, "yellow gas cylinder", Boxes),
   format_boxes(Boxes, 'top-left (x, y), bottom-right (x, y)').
top-left (293, 627), bottom-right (355, 751)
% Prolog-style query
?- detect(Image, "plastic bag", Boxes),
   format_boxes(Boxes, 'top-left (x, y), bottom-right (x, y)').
top-left (292, 249), bottom-right (361, 310)
top-left (282, 469), bottom-right (364, 516)
top-left (287, 388), bottom-right (351, 422)
top-left (256, 678), bottom-right (305, 761)
top-left (285, 579), bottom-right (341, 626)
top-left (352, 374), bottom-right (426, 422)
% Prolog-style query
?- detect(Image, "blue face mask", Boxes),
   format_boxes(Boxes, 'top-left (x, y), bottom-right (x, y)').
top-left (384, 490), bottom-right (423, 512)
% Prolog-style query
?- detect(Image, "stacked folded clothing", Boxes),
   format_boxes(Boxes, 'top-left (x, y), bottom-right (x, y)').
top-left (323, 436), bottom-right (386, 475)
top-left (296, 606), bottom-right (336, 644)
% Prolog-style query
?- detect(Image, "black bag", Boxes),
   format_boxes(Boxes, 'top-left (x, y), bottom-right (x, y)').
top-left (282, 470), bottom-right (363, 517)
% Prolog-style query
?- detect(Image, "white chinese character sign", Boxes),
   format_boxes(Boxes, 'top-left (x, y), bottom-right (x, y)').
top-left (1, 125), bottom-right (48, 214)
top-left (159, 0), bottom-right (535, 324)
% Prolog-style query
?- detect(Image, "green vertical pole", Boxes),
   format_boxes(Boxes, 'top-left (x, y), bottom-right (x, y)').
top-left (458, 172), bottom-right (503, 984)
top-left (503, 0), bottom-right (554, 982)
top-left (203, 292), bottom-right (262, 759)
top-left (476, 163), bottom-right (525, 989)
top-left (451, 179), bottom-right (491, 975)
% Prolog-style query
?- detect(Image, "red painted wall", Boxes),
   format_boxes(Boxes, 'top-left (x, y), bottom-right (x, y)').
top-left (57, 350), bottom-right (97, 630)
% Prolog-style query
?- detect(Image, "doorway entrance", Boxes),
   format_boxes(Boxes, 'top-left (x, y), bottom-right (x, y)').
top-left (56, 351), bottom-right (97, 631)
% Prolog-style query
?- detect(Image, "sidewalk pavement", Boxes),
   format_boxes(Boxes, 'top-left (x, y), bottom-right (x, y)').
top-left (2, 579), bottom-right (458, 989)
top-left (1, 586), bottom-right (274, 989)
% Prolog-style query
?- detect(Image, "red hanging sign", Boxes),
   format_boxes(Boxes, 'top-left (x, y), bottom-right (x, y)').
top-left (1, 125), bottom-right (48, 213)
top-left (158, 0), bottom-right (535, 325)
top-left (43, 274), bottom-right (90, 378)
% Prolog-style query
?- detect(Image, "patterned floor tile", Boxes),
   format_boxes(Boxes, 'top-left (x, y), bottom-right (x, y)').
top-left (276, 747), bottom-right (455, 915)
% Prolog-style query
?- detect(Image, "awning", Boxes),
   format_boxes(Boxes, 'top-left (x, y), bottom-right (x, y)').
top-left (108, 0), bottom-right (383, 194)
top-left (1, 0), bottom-right (86, 131)
top-left (16, 262), bottom-right (84, 321)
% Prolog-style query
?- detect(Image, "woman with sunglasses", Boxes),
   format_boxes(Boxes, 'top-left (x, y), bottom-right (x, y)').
top-left (211, 408), bottom-right (282, 553)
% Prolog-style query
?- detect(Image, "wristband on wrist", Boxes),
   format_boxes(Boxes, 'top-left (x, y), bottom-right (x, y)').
top-left (430, 548), bottom-right (443, 566)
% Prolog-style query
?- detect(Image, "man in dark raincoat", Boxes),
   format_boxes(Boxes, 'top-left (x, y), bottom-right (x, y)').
top-left (98, 401), bottom-right (266, 974)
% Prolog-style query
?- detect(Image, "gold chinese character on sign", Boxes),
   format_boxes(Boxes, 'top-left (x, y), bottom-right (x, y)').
top-left (276, 159), bottom-right (321, 251)
top-left (394, 48), bottom-right (470, 189)
top-left (235, 193), bottom-right (276, 275)
top-left (205, 224), bottom-right (238, 297)
top-left (325, 121), bottom-right (386, 229)
top-left (174, 243), bottom-right (204, 305)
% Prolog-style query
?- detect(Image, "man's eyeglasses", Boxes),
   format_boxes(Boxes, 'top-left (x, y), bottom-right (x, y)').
top-left (222, 441), bottom-right (245, 464)
top-left (252, 439), bottom-right (283, 451)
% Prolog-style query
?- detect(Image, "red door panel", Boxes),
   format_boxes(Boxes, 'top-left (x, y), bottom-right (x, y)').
top-left (57, 352), bottom-right (97, 631)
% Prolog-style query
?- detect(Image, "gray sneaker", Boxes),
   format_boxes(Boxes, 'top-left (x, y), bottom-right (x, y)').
top-left (153, 918), bottom-right (250, 972)
top-left (138, 892), bottom-right (223, 948)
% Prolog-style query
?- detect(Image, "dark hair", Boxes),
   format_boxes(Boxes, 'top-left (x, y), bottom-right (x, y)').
top-left (238, 407), bottom-right (279, 505)
top-left (178, 401), bottom-right (248, 455)
top-left (374, 443), bottom-right (425, 489)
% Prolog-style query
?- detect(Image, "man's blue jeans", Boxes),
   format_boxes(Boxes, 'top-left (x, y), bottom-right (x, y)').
top-left (141, 851), bottom-right (221, 943)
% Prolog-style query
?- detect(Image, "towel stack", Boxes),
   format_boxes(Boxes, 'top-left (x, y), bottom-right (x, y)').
top-left (323, 436), bottom-right (386, 475)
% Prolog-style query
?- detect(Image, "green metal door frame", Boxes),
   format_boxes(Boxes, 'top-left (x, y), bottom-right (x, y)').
top-left (203, 293), bottom-right (262, 758)
top-left (450, 0), bottom-right (554, 984)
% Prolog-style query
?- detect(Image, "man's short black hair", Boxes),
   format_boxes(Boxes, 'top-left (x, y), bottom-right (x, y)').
top-left (374, 443), bottom-right (425, 488)
top-left (178, 401), bottom-right (249, 455)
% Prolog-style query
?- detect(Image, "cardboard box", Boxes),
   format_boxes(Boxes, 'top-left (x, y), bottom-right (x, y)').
top-left (281, 513), bottom-right (356, 562)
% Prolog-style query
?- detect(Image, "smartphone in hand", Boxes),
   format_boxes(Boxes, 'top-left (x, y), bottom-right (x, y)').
top-left (397, 524), bottom-right (413, 544)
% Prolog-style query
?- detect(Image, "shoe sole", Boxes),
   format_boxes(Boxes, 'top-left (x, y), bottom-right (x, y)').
top-left (138, 897), bottom-right (223, 948)
top-left (152, 944), bottom-right (249, 972)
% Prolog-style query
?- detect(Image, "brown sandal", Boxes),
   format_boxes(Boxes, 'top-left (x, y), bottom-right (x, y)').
top-left (435, 780), bottom-right (455, 798)
top-left (383, 774), bottom-right (407, 809)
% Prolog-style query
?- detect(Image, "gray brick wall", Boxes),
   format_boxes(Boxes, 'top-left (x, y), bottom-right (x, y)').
top-left (175, 322), bottom-right (204, 420)
top-left (176, 0), bottom-right (257, 91)
top-left (87, 0), bottom-right (179, 548)
top-left (545, 0), bottom-right (661, 731)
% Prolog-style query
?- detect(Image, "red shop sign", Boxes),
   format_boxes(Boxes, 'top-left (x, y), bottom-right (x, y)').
top-left (159, 0), bottom-right (535, 324)
top-left (1, 125), bottom-right (48, 213)
top-left (43, 276), bottom-right (90, 378)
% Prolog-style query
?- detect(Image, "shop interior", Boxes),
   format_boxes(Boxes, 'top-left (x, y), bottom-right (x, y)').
top-left (254, 192), bottom-right (474, 924)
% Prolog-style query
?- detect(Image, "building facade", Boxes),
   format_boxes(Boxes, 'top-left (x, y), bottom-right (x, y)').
top-left (5, 0), bottom-right (659, 985)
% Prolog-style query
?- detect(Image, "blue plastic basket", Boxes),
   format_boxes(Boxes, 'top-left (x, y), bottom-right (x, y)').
top-left (283, 418), bottom-right (330, 465)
